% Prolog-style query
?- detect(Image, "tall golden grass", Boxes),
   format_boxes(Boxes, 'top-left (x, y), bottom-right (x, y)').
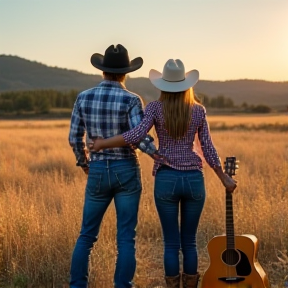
top-left (207, 114), bottom-right (288, 126)
top-left (207, 114), bottom-right (288, 131)
top-left (0, 118), bottom-right (288, 288)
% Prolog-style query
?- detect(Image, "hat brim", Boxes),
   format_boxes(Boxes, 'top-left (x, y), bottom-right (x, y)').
top-left (90, 53), bottom-right (143, 73)
top-left (149, 69), bottom-right (199, 92)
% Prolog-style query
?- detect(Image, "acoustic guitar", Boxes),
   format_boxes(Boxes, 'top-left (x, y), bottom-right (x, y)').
top-left (201, 156), bottom-right (270, 288)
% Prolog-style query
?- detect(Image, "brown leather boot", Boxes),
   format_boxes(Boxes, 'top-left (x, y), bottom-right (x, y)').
top-left (165, 274), bottom-right (180, 288)
top-left (182, 272), bottom-right (200, 288)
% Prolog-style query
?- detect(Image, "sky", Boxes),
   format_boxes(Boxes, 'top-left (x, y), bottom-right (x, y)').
top-left (0, 0), bottom-right (288, 82)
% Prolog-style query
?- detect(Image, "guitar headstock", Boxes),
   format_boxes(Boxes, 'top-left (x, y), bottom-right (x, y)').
top-left (224, 156), bottom-right (239, 177)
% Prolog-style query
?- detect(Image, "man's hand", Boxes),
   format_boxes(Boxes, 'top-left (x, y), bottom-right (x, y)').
top-left (81, 166), bottom-right (89, 175)
top-left (76, 160), bottom-right (89, 175)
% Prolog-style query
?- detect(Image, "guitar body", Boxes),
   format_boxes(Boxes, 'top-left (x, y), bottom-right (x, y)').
top-left (201, 234), bottom-right (270, 288)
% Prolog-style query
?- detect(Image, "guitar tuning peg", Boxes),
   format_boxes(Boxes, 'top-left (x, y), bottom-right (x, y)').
top-left (235, 164), bottom-right (239, 170)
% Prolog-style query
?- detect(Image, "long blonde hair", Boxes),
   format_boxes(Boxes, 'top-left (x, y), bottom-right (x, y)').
top-left (159, 88), bottom-right (196, 139)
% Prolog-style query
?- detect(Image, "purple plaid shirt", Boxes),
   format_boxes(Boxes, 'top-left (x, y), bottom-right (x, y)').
top-left (123, 101), bottom-right (221, 176)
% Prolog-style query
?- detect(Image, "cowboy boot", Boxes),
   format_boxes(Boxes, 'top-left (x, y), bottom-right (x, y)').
top-left (165, 274), bottom-right (180, 288)
top-left (182, 272), bottom-right (200, 288)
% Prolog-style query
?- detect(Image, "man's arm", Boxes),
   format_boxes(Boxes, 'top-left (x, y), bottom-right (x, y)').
top-left (68, 97), bottom-right (89, 174)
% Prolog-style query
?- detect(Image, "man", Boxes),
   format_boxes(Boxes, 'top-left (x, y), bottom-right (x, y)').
top-left (68, 44), bottom-right (158, 288)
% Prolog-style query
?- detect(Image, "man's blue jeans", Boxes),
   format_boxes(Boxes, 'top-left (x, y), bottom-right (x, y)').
top-left (154, 166), bottom-right (206, 276)
top-left (70, 158), bottom-right (142, 288)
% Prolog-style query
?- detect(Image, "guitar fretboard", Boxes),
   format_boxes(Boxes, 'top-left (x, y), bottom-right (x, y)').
top-left (226, 192), bottom-right (235, 249)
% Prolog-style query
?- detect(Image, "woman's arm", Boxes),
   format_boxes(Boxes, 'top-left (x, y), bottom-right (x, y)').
top-left (89, 135), bottom-right (126, 151)
top-left (197, 108), bottom-right (237, 192)
top-left (90, 102), bottom-right (156, 152)
top-left (122, 102), bottom-right (155, 144)
top-left (197, 108), bottom-right (221, 167)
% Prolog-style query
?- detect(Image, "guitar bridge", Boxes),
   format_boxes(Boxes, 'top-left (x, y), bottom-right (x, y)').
top-left (218, 277), bottom-right (245, 283)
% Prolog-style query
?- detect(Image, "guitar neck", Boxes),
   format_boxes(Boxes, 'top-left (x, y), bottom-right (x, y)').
top-left (226, 190), bottom-right (235, 249)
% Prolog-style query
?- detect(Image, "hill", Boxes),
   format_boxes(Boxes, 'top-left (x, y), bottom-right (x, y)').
top-left (1, 55), bottom-right (287, 108)
top-left (0, 55), bottom-right (101, 91)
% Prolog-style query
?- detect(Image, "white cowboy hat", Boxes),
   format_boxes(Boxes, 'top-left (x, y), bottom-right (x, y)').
top-left (149, 59), bottom-right (199, 92)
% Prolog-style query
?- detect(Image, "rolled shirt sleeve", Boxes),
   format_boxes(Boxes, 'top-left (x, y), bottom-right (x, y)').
top-left (126, 98), bottom-right (157, 155)
top-left (68, 96), bottom-right (88, 166)
top-left (127, 97), bottom-right (144, 129)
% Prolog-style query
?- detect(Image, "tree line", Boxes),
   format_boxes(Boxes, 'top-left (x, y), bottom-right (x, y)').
top-left (0, 89), bottom-right (272, 115)
top-left (0, 90), bottom-right (78, 114)
top-left (196, 93), bottom-right (272, 113)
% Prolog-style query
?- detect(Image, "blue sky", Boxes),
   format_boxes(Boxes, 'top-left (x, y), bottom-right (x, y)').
top-left (1, 0), bottom-right (287, 81)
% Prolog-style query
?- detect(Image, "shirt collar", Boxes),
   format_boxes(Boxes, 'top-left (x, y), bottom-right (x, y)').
top-left (100, 80), bottom-right (126, 89)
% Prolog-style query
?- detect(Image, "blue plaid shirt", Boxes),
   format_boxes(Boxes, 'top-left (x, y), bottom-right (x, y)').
top-left (69, 80), bottom-right (156, 166)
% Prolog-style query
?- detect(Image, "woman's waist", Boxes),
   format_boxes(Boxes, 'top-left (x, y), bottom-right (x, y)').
top-left (158, 150), bottom-right (202, 164)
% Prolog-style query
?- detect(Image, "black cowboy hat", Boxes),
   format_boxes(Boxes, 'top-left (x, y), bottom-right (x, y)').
top-left (90, 44), bottom-right (143, 74)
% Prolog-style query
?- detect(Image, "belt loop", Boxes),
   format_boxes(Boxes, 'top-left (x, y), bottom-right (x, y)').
top-left (106, 159), bottom-right (109, 169)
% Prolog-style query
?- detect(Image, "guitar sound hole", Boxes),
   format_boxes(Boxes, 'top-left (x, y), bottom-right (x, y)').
top-left (222, 249), bottom-right (240, 266)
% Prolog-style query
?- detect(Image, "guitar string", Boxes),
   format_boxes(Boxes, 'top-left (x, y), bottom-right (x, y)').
top-left (226, 161), bottom-right (236, 287)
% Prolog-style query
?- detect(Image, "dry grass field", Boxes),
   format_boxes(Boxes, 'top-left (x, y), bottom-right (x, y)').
top-left (0, 116), bottom-right (288, 288)
top-left (207, 114), bottom-right (288, 125)
top-left (207, 114), bottom-right (288, 131)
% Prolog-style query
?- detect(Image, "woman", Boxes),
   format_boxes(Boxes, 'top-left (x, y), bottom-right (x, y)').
top-left (89, 59), bottom-right (237, 288)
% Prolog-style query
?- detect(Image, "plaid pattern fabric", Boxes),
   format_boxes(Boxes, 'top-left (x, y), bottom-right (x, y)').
top-left (123, 101), bottom-right (221, 176)
top-left (69, 80), bottom-right (148, 165)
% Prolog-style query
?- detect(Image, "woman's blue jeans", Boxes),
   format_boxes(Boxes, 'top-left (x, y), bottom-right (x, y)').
top-left (154, 166), bottom-right (206, 276)
top-left (70, 158), bottom-right (142, 288)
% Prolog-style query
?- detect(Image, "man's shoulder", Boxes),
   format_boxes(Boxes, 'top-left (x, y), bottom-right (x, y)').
top-left (74, 87), bottom-right (97, 102)
top-left (79, 87), bottom-right (97, 96)
top-left (118, 88), bottom-right (144, 107)
top-left (77, 82), bottom-right (143, 105)
top-left (90, 81), bottom-right (141, 98)
top-left (125, 90), bottom-right (143, 100)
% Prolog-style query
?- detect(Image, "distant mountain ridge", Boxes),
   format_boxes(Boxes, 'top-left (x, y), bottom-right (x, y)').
top-left (0, 55), bottom-right (287, 108)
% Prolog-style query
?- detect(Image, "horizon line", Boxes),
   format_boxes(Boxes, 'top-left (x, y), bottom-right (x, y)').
top-left (1, 54), bottom-right (287, 83)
